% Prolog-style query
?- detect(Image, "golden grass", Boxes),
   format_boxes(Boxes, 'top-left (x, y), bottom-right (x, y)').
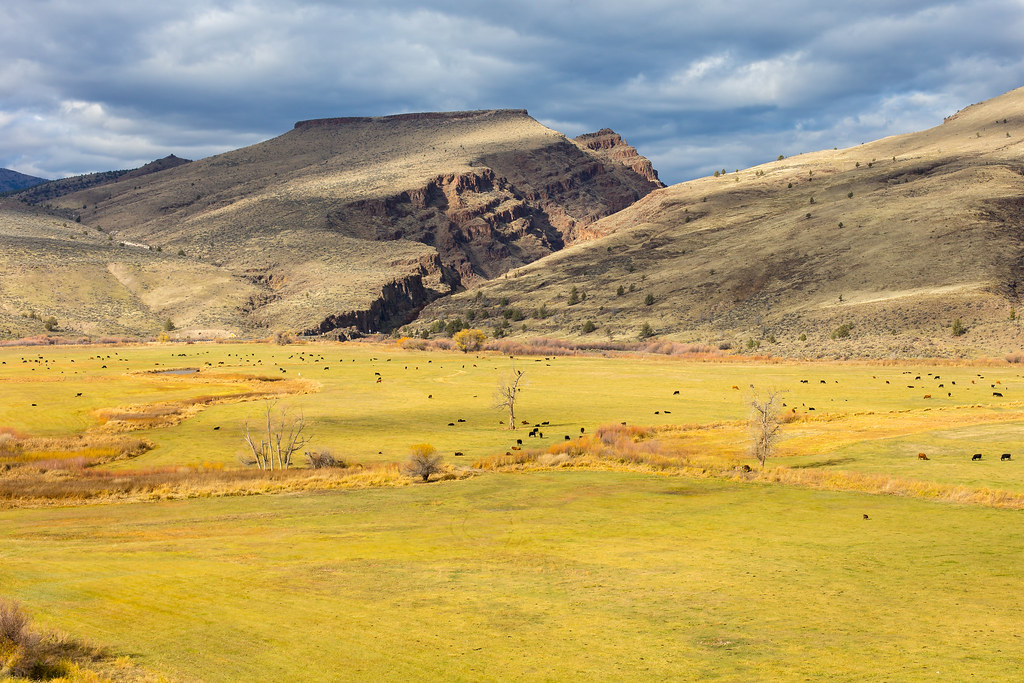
top-left (0, 461), bottom-right (475, 509)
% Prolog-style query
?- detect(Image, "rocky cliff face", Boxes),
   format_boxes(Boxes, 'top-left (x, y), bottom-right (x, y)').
top-left (574, 129), bottom-right (663, 186)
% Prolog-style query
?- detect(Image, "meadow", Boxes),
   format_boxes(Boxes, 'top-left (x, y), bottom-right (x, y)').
top-left (2, 340), bottom-right (1024, 680)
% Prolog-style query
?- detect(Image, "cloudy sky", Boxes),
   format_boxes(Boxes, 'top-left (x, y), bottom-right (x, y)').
top-left (2, 1), bottom-right (1023, 185)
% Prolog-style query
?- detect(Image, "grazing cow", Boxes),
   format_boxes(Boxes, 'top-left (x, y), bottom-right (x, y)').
top-left (863, 514), bottom-right (870, 520)
top-left (972, 453), bottom-right (983, 461)
top-left (76, 393), bottom-right (82, 397)
top-left (655, 411), bottom-right (660, 414)
top-left (820, 380), bottom-right (826, 384)
top-left (938, 384), bottom-right (944, 388)
top-left (454, 452), bottom-right (464, 456)
top-left (1001, 453), bottom-right (1012, 460)
top-left (374, 372), bottom-right (380, 376)
top-left (673, 390), bottom-right (680, 395)
top-left (885, 380), bottom-right (890, 384)
top-left (538, 432), bottom-right (543, 438)
top-left (923, 395), bottom-right (931, 399)
top-left (376, 377), bottom-right (382, 383)
top-left (731, 385), bottom-right (739, 390)
top-left (808, 407), bottom-right (815, 411)
top-left (800, 380), bottom-right (808, 383)
top-left (580, 427), bottom-right (585, 434)
top-left (516, 439), bottom-right (522, 445)
top-left (907, 385), bottom-right (914, 388)
top-left (511, 446), bottom-right (521, 451)
top-left (664, 410), bottom-right (671, 414)
top-left (428, 394), bottom-right (432, 398)
top-left (918, 453), bottom-right (929, 460)
top-left (994, 392), bottom-right (1003, 397)
top-left (213, 426), bottom-right (220, 431)
top-left (542, 421), bottom-right (550, 425)
top-left (448, 422), bottom-right (455, 426)
top-left (458, 419), bottom-right (466, 423)
top-left (565, 435), bottom-right (571, 441)
top-left (522, 420), bottom-right (530, 425)
top-left (915, 376), bottom-right (921, 380)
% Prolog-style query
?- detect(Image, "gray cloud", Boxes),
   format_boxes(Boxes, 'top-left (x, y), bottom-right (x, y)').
top-left (1, 0), bottom-right (1022, 183)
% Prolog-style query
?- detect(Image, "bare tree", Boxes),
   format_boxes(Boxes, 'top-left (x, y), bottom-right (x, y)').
top-left (494, 368), bottom-right (526, 430)
top-left (405, 443), bottom-right (443, 481)
top-left (242, 401), bottom-right (311, 470)
top-left (749, 388), bottom-right (784, 470)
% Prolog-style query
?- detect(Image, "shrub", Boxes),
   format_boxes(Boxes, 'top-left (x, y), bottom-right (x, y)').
top-left (162, 318), bottom-right (175, 332)
top-left (272, 330), bottom-right (294, 345)
top-left (582, 321), bottom-right (597, 334)
top-left (638, 322), bottom-right (654, 339)
top-left (616, 285), bottom-right (625, 296)
top-left (799, 333), bottom-right (807, 341)
top-left (644, 293), bottom-right (655, 306)
top-left (42, 317), bottom-right (57, 332)
top-left (444, 318), bottom-right (466, 337)
top-left (777, 154), bottom-right (785, 161)
top-left (848, 191), bottom-right (854, 198)
top-left (831, 323), bottom-right (853, 340)
top-left (404, 444), bottom-right (443, 482)
top-left (453, 328), bottom-right (486, 352)
top-left (177, 248), bottom-right (185, 256)
top-left (952, 318), bottom-right (967, 336)
top-left (567, 286), bottom-right (580, 305)
top-left (305, 449), bottom-right (347, 469)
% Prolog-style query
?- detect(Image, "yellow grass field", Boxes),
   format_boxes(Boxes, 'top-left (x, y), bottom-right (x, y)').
top-left (3, 340), bottom-right (1024, 681)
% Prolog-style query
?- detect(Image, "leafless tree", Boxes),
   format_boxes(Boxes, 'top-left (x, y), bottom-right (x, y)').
top-left (494, 368), bottom-right (526, 430)
top-left (404, 443), bottom-right (443, 481)
top-left (749, 387), bottom-right (784, 470)
top-left (242, 401), bottom-right (311, 470)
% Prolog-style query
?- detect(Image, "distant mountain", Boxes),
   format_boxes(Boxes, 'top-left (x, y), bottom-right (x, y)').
top-left (0, 168), bottom-right (48, 193)
top-left (415, 86), bottom-right (1024, 358)
top-left (13, 155), bottom-right (191, 204)
top-left (1, 112), bottom-right (659, 339)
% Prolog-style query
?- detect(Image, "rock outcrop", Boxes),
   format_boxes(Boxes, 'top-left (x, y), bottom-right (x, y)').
top-left (574, 129), bottom-right (664, 186)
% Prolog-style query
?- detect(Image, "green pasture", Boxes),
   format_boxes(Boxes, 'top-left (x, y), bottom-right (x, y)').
top-left (1, 471), bottom-right (1022, 681)
top-left (2, 342), bottom-right (1023, 473)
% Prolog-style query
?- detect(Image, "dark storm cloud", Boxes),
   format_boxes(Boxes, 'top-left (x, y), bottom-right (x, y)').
top-left (1, 0), bottom-right (1022, 182)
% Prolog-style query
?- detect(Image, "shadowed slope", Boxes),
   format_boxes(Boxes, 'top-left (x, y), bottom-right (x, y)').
top-left (416, 86), bottom-right (1024, 358)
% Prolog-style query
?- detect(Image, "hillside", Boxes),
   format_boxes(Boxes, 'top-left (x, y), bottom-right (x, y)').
top-left (4, 110), bottom-right (660, 339)
top-left (0, 168), bottom-right (48, 193)
top-left (415, 87), bottom-right (1024, 358)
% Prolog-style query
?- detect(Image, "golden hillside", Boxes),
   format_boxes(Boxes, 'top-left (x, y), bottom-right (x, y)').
top-left (3, 110), bottom-right (660, 339)
top-left (416, 87), bottom-right (1024, 358)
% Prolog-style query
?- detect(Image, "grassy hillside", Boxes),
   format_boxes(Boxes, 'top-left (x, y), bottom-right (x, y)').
top-left (0, 110), bottom-right (659, 340)
top-left (416, 87), bottom-right (1024, 358)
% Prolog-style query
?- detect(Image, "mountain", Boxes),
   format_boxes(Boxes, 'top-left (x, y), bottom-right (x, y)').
top-left (0, 169), bottom-right (48, 193)
top-left (414, 87), bottom-right (1024, 358)
top-left (1, 111), bottom-right (660, 339)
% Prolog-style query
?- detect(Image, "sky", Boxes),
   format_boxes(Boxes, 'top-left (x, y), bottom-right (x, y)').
top-left (2, 1), bottom-right (1023, 185)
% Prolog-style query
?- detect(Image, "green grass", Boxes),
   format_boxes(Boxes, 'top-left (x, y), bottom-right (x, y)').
top-left (1, 471), bottom-right (1023, 681)
top-left (2, 342), bottom-right (1023, 472)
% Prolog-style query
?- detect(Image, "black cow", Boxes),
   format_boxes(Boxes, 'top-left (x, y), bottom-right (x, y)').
top-left (972, 453), bottom-right (983, 461)
top-left (994, 392), bottom-right (1003, 397)
top-left (1002, 453), bottom-right (1012, 461)
top-left (673, 390), bottom-right (680, 395)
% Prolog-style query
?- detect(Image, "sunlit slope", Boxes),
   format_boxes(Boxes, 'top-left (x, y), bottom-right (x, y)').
top-left (417, 87), bottom-right (1024, 357)
top-left (21, 110), bottom-right (658, 338)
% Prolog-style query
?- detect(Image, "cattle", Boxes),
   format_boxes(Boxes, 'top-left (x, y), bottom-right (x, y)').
top-left (516, 439), bottom-right (523, 445)
top-left (994, 392), bottom-right (1003, 397)
top-left (923, 395), bottom-right (931, 399)
top-left (522, 420), bottom-right (530, 425)
top-left (800, 379), bottom-right (808, 383)
top-left (731, 385), bottom-right (739, 390)
top-left (457, 419), bottom-right (466, 423)
top-left (376, 377), bottom-right (382, 383)
top-left (454, 452), bottom-right (464, 456)
top-left (1001, 453), bottom-right (1012, 461)
top-left (542, 421), bottom-right (550, 425)
top-left (673, 390), bottom-right (680, 395)
top-left (565, 435), bottom-right (571, 440)
top-left (655, 411), bottom-right (660, 414)
top-left (885, 380), bottom-right (890, 384)
top-left (428, 394), bottom-right (432, 398)
top-left (938, 384), bottom-right (943, 388)
top-left (538, 432), bottom-right (543, 438)
top-left (448, 422), bottom-right (455, 426)
top-left (863, 514), bottom-right (870, 520)
top-left (664, 410), bottom-right (671, 414)
top-left (374, 372), bottom-right (380, 376)
top-left (972, 453), bottom-right (983, 461)
top-left (76, 393), bottom-right (82, 397)
top-left (213, 426), bottom-right (220, 431)
top-left (580, 427), bottom-right (585, 434)
top-left (820, 380), bottom-right (826, 384)
top-left (918, 453), bottom-right (929, 460)
top-left (511, 446), bottom-right (521, 451)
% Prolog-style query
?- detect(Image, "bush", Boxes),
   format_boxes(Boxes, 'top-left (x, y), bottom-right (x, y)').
top-left (638, 322), bottom-right (654, 339)
top-left (582, 321), bottom-right (597, 334)
top-left (453, 328), bottom-right (486, 352)
top-left (952, 318), bottom-right (967, 336)
top-left (567, 286), bottom-right (580, 305)
top-left (305, 449), bottom-right (347, 469)
top-left (831, 323), bottom-right (853, 340)
top-left (42, 317), bottom-right (57, 332)
top-left (404, 443), bottom-right (443, 481)
top-left (644, 293), bottom-right (655, 306)
top-left (272, 330), bottom-right (294, 345)
top-left (162, 318), bottom-right (175, 332)
top-left (616, 285), bottom-right (625, 296)
top-left (444, 318), bottom-right (467, 337)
